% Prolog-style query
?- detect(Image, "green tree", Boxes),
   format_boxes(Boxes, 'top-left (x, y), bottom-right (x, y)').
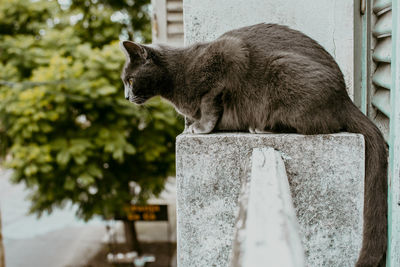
top-left (0, 0), bottom-right (183, 222)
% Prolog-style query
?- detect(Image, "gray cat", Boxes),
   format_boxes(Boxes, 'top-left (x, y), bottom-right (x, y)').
top-left (120, 23), bottom-right (387, 267)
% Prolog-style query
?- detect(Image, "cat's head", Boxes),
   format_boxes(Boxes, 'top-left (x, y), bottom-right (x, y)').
top-left (120, 41), bottom-right (167, 104)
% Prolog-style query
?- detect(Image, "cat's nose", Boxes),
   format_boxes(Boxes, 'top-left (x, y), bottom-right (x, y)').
top-left (124, 86), bottom-right (130, 100)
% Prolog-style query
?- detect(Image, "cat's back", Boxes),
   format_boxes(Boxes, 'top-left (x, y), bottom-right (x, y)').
top-left (219, 23), bottom-right (340, 72)
top-left (220, 23), bottom-right (323, 54)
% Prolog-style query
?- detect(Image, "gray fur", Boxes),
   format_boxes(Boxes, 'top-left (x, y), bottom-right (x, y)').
top-left (121, 23), bottom-right (388, 267)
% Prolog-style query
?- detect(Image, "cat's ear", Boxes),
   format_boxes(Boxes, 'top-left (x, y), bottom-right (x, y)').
top-left (120, 41), bottom-right (148, 60)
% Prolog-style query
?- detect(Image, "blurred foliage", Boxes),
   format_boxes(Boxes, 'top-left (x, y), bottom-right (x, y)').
top-left (0, 0), bottom-right (183, 220)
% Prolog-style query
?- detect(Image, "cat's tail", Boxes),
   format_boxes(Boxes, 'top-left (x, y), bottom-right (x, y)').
top-left (342, 101), bottom-right (388, 267)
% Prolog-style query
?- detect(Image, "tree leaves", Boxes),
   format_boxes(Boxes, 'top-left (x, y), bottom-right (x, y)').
top-left (0, 0), bottom-right (184, 220)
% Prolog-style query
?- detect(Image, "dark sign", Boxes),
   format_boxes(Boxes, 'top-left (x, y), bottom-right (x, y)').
top-left (123, 204), bottom-right (168, 221)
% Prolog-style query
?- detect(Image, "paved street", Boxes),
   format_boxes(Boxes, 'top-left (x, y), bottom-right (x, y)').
top-left (0, 168), bottom-right (106, 267)
top-left (0, 168), bottom-right (177, 267)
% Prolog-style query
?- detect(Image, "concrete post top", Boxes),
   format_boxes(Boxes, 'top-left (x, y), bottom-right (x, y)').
top-left (177, 132), bottom-right (363, 140)
top-left (177, 132), bottom-right (365, 153)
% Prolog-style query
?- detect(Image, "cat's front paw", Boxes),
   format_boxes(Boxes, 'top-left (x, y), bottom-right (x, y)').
top-left (185, 121), bottom-right (213, 134)
top-left (249, 126), bottom-right (273, 134)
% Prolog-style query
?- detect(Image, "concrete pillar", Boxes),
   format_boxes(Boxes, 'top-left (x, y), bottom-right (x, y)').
top-left (176, 133), bottom-right (364, 267)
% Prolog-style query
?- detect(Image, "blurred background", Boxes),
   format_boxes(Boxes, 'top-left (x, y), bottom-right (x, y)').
top-left (0, 0), bottom-right (184, 266)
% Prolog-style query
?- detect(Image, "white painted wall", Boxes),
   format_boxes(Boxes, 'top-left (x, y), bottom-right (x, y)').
top-left (183, 0), bottom-right (357, 99)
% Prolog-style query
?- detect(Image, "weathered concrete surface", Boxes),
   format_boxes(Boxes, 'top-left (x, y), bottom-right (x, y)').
top-left (176, 133), bottom-right (364, 267)
top-left (230, 148), bottom-right (304, 267)
top-left (183, 0), bottom-right (357, 99)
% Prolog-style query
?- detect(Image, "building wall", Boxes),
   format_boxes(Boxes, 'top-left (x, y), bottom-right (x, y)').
top-left (183, 0), bottom-right (357, 99)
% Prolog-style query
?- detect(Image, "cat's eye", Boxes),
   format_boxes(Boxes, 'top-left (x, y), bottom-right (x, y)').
top-left (128, 78), bottom-right (134, 86)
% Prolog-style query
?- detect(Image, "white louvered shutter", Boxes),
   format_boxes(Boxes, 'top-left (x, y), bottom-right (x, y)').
top-left (370, 0), bottom-right (393, 141)
top-left (151, 0), bottom-right (184, 46)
